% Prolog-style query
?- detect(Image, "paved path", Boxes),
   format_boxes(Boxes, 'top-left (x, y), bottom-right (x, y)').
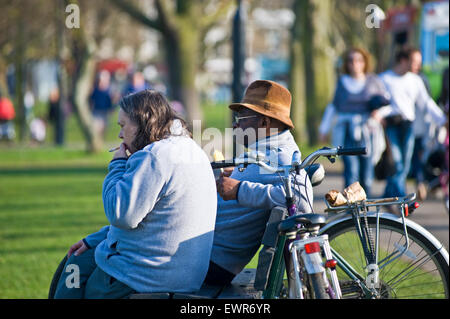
top-left (312, 162), bottom-right (449, 250)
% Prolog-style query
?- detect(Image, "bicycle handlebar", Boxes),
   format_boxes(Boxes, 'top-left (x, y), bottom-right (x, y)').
top-left (211, 161), bottom-right (237, 169)
top-left (336, 147), bottom-right (367, 156)
top-left (210, 146), bottom-right (367, 173)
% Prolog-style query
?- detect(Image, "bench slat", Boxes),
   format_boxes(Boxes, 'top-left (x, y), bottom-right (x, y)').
top-left (217, 269), bottom-right (262, 299)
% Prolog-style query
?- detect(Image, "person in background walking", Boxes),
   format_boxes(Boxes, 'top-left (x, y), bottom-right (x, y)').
top-left (319, 47), bottom-right (389, 197)
top-left (408, 49), bottom-right (433, 201)
top-left (123, 71), bottom-right (149, 95)
top-left (90, 70), bottom-right (114, 138)
top-left (373, 47), bottom-right (447, 199)
top-left (0, 89), bottom-right (15, 141)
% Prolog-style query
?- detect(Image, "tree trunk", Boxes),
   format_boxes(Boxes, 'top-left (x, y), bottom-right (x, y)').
top-left (289, 0), bottom-right (309, 146)
top-left (301, 0), bottom-right (334, 146)
top-left (69, 36), bottom-right (103, 153)
top-left (14, 13), bottom-right (26, 142)
top-left (109, 0), bottom-right (204, 128)
top-left (165, 22), bottom-right (202, 128)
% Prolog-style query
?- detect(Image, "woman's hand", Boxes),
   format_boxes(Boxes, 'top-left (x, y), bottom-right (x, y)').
top-left (113, 143), bottom-right (129, 160)
top-left (67, 240), bottom-right (88, 258)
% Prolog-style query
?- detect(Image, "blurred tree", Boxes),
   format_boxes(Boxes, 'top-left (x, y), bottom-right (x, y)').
top-left (64, 0), bottom-right (103, 152)
top-left (0, 0), bottom-right (56, 142)
top-left (289, 0), bottom-right (411, 145)
top-left (291, 0), bottom-right (334, 146)
top-left (110, 0), bottom-right (234, 127)
top-left (62, 0), bottom-right (147, 152)
top-left (289, 0), bottom-right (308, 145)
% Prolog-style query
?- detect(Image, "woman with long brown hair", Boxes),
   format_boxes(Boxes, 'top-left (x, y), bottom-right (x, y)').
top-left (53, 89), bottom-right (217, 298)
top-left (319, 48), bottom-right (390, 196)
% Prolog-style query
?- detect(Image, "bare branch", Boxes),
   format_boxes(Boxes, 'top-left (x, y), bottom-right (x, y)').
top-left (154, 0), bottom-right (178, 31)
top-left (199, 0), bottom-right (234, 30)
top-left (109, 0), bottom-right (163, 32)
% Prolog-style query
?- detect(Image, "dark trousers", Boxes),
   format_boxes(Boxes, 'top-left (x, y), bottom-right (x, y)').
top-left (203, 261), bottom-right (236, 286)
top-left (53, 249), bottom-right (135, 299)
top-left (383, 121), bottom-right (415, 197)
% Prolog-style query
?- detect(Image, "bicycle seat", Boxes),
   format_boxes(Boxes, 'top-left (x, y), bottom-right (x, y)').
top-left (277, 213), bottom-right (327, 234)
top-left (305, 164), bottom-right (325, 187)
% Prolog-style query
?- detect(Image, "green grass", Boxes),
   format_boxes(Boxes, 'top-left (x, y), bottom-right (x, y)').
top-left (0, 153), bottom-right (109, 298)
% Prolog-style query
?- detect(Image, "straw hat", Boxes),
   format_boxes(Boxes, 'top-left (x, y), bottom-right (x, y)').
top-left (229, 80), bottom-right (294, 129)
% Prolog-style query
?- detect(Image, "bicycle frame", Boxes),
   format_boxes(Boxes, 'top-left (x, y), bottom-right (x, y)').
top-left (262, 235), bottom-right (287, 299)
top-left (289, 234), bottom-right (342, 299)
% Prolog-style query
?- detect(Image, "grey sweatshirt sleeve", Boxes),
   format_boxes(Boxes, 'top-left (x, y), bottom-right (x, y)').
top-left (237, 171), bottom-right (313, 214)
top-left (102, 150), bottom-right (167, 230)
top-left (83, 225), bottom-right (110, 249)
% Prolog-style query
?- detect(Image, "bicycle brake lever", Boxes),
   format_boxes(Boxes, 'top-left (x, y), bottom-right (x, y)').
top-left (327, 156), bottom-right (336, 164)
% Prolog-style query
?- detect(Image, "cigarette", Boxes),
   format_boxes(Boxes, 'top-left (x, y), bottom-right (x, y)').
top-left (109, 146), bottom-right (120, 152)
top-left (213, 150), bottom-right (225, 173)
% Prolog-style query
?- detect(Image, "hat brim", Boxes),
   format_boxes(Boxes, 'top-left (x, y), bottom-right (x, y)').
top-left (229, 102), bottom-right (295, 129)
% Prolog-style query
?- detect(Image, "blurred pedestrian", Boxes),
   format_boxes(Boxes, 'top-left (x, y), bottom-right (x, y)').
top-left (24, 89), bottom-right (35, 124)
top-left (123, 71), bottom-right (150, 95)
top-left (373, 47), bottom-right (447, 198)
top-left (30, 117), bottom-right (46, 144)
top-left (48, 87), bottom-right (65, 145)
top-left (438, 66), bottom-right (449, 108)
top-left (319, 48), bottom-right (390, 196)
top-left (409, 49), bottom-right (433, 200)
top-left (0, 90), bottom-right (16, 141)
top-left (90, 70), bottom-right (114, 138)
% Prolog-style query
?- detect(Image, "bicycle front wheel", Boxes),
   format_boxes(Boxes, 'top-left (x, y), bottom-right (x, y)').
top-left (322, 214), bottom-right (449, 299)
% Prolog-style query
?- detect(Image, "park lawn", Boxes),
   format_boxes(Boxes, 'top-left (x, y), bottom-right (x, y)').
top-left (0, 148), bottom-right (110, 298)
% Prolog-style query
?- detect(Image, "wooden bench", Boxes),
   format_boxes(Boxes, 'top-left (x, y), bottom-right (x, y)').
top-left (49, 207), bottom-right (288, 299)
top-left (129, 268), bottom-right (261, 299)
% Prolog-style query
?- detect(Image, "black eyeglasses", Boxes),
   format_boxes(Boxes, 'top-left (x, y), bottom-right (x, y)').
top-left (234, 115), bottom-right (259, 124)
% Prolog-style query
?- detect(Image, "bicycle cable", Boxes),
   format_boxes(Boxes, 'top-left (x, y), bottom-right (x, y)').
top-left (274, 151), bottom-right (316, 215)
top-left (297, 155), bottom-right (317, 214)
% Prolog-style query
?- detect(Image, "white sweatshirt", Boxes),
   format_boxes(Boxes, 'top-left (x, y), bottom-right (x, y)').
top-left (378, 70), bottom-right (446, 126)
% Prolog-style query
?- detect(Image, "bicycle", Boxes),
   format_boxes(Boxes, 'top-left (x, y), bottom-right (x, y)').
top-left (212, 146), bottom-right (449, 299)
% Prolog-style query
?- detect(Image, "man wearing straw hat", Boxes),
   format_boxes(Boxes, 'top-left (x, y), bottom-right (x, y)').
top-left (205, 80), bottom-right (313, 285)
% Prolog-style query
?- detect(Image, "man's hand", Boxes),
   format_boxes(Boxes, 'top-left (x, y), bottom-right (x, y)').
top-left (222, 167), bottom-right (234, 177)
top-left (67, 240), bottom-right (88, 258)
top-left (216, 175), bottom-right (241, 201)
